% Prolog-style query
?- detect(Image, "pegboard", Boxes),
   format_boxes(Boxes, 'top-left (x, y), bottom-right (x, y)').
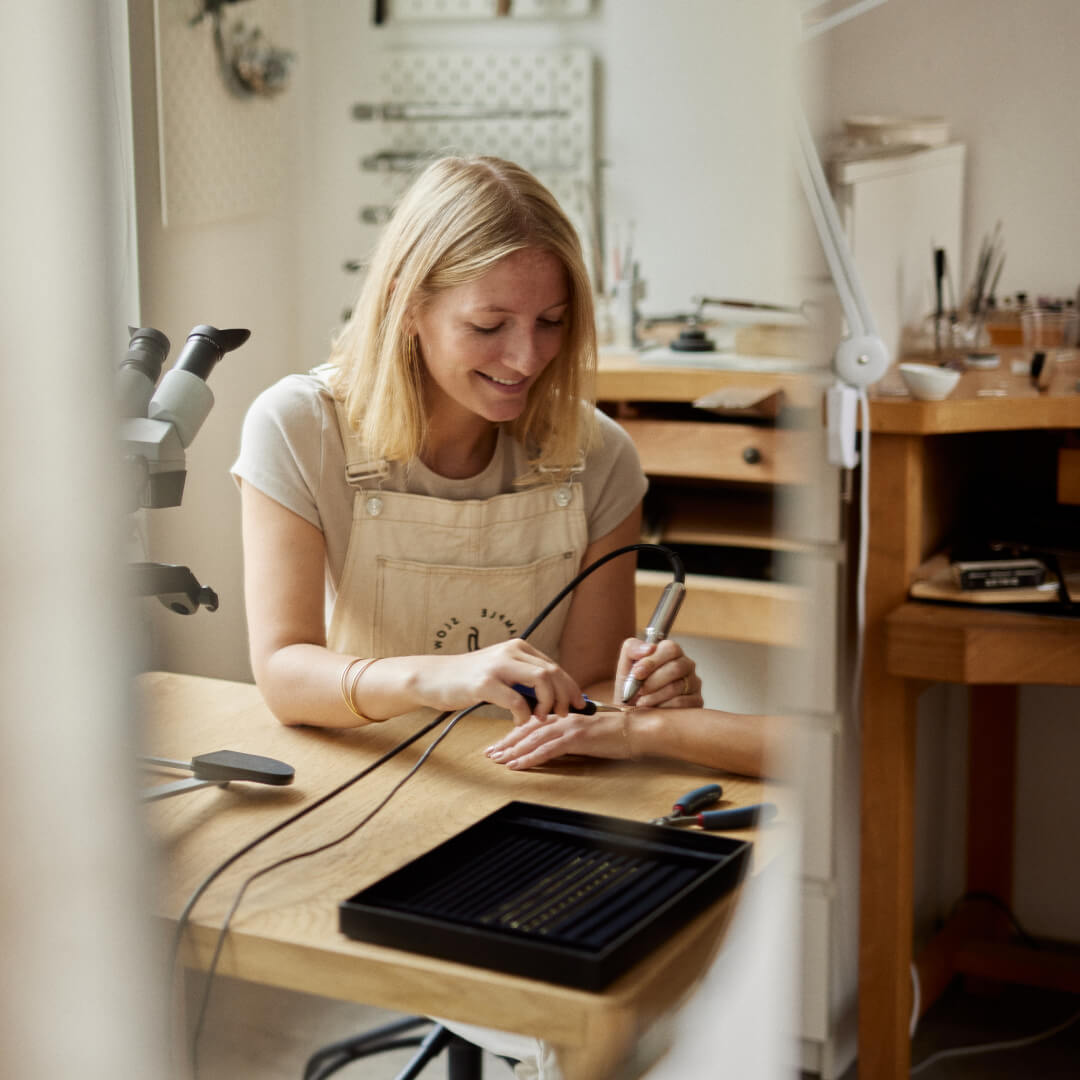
top-left (387, 0), bottom-right (591, 20)
top-left (153, 0), bottom-right (292, 226)
top-left (359, 46), bottom-right (598, 285)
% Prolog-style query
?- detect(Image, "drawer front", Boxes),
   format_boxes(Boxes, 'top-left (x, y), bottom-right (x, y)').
top-left (799, 888), bottom-right (830, 1042)
top-left (618, 418), bottom-right (815, 485)
top-left (799, 727), bottom-right (836, 882)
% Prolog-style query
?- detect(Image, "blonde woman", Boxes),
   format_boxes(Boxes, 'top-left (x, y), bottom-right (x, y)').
top-left (232, 156), bottom-right (702, 733)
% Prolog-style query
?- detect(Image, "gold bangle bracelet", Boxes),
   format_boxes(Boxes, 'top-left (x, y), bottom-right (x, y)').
top-left (345, 656), bottom-right (384, 722)
top-left (340, 657), bottom-right (367, 719)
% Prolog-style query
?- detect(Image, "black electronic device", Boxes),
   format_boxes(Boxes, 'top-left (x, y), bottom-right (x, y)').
top-left (949, 539), bottom-right (1049, 591)
top-left (339, 800), bottom-right (750, 991)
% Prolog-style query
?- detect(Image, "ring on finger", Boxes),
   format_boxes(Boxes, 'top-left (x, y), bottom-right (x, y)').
top-left (681, 675), bottom-right (690, 696)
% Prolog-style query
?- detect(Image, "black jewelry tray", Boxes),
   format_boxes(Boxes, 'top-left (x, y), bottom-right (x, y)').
top-left (339, 800), bottom-right (751, 991)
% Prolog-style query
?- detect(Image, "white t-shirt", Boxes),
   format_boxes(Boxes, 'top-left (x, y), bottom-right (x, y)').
top-left (230, 373), bottom-right (648, 592)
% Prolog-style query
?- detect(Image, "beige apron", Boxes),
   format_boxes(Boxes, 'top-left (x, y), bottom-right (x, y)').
top-left (326, 400), bottom-right (588, 666)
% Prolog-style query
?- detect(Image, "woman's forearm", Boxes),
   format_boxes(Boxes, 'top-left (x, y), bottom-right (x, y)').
top-left (257, 638), bottom-right (593, 729)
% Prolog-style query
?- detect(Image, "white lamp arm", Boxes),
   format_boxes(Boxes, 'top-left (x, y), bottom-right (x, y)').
top-left (793, 105), bottom-right (890, 389)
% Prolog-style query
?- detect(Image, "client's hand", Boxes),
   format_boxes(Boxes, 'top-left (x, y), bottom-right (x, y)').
top-left (485, 711), bottom-right (637, 770)
top-left (615, 638), bottom-right (703, 708)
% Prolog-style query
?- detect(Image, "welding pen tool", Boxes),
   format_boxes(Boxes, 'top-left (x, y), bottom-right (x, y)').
top-left (620, 580), bottom-right (687, 704)
top-left (648, 783), bottom-right (724, 825)
top-left (666, 802), bottom-right (778, 831)
top-left (511, 683), bottom-right (626, 716)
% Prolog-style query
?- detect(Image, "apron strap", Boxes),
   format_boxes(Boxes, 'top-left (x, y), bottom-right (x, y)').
top-left (315, 370), bottom-right (390, 489)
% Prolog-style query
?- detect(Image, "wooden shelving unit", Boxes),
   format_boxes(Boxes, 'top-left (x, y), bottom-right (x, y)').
top-left (595, 351), bottom-right (830, 649)
top-left (885, 602), bottom-right (1080, 685)
top-left (858, 354), bottom-right (1080, 1079)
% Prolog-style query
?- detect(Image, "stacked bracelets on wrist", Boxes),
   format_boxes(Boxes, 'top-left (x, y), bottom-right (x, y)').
top-left (340, 656), bottom-right (384, 722)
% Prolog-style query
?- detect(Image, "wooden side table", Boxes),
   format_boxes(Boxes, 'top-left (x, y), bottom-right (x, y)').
top-left (858, 354), bottom-right (1080, 1078)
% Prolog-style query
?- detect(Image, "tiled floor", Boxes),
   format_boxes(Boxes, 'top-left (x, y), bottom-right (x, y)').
top-left (189, 977), bottom-right (515, 1079)
top-left (192, 973), bottom-right (1080, 1079)
top-left (836, 983), bottom-right (1080, 1079)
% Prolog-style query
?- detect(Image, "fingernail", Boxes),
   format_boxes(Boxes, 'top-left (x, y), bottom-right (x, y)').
top-left (490, 750), bottom-right (508, 762)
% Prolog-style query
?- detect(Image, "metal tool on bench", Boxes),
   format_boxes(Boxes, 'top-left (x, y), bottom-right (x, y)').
top-left (650, 784), bottom-right (778, 830)
top-left (511, 683), bottom-right (626, 716)
top-left (139, 749), bottom-right (294, 802)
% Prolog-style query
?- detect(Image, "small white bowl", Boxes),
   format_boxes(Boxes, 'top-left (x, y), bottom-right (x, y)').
top-left (898, 362), bottom-right (961, 401)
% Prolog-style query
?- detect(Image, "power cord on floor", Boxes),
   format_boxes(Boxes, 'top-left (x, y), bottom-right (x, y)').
top-left (910, 1003), bottom-right (1080, 1076)
top-left (908, 892), bottom-right (1077, 1073)
top-left (909, 963), bottom-right (921, 1038)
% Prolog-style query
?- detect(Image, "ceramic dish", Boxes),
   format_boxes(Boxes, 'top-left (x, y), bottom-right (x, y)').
top-left (898, 362), bottom-right (961, 401)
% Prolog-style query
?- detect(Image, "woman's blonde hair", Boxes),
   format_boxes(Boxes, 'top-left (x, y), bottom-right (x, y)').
top-left (328, 156), bottom-right (596, 477)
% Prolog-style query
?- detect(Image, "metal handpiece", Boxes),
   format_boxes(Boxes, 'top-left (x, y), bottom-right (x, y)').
top-left (620, 580), bottom-right (686, 703)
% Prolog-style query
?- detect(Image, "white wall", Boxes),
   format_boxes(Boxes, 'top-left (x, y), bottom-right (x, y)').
top-left (813, 0), bottom-right (1080, 301)
top-left (129, 0), bottom-right (305, 681)
top-left (814, 0), bottom-right (1080, 944)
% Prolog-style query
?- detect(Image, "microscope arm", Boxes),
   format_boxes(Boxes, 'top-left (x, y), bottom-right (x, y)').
top-left (129, 562), bottom-right (219, 614)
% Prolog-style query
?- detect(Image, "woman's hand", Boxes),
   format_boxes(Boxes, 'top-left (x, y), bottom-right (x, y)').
top-left (485, 711), bottom-right (636, 770)
top-left (411, 638), bottom-right (586, 727)
top-left (615, 638), bottom-right (703, 708)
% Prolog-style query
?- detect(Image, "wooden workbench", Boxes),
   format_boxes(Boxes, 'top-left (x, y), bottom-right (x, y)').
top-left (141, 671), bottom-right (790, 1079)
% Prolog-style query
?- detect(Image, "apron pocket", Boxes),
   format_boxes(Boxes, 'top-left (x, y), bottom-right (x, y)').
top-left (373, 550), bottom-right (579, 661)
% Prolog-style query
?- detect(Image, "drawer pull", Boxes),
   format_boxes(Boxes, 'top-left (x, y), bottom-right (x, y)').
top-left (742, 447), bottom-right (763, 465)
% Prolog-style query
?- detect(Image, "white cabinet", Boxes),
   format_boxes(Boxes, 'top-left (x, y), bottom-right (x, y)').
top-left (832, 143), bottom-right (967, 365)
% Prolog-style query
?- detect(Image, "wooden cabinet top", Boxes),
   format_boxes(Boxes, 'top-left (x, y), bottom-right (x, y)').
top-left (869, 351), bottom-right (1080, 434)
top-left (592, 350), bottom-right (826, 409)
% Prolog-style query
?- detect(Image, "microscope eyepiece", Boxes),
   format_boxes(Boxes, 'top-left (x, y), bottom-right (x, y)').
top-left (174, 325), bottom-right (251, 381)
top-left (117, 327), bottom-right (171, 419)
top-left (122, 326), bottom-right (171, 383)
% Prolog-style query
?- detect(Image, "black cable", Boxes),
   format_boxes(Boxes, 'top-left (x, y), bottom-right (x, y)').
top-left (175, 541), bottom-right (683, 1074)
top-left (188, 704), bottom-right (479, 1071)
top-left (308, 1036), bottom-right (429, 1080)
top-left (518, 542), bottom-right (684, 640)
top-left (303, 1017), bottom-right (432, 1079)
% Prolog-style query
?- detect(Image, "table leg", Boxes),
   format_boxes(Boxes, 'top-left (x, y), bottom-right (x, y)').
top-left (859, 676), bottom-right (920, 1079)
top-left (447, 1034), bottom-right (484, 1080)
top-left (966, 685), bottom-right (1018, 907)
top-left (859, 433), bottom-right (925, 1079)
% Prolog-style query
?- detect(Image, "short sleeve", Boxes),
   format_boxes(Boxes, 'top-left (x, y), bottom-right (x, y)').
top-left (581, 410), bottom-right (648, 541)
top-left (230, 374), bottom-right (333, 531)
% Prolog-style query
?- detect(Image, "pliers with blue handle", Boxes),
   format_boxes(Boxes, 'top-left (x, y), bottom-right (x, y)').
top-left (511, 683), bottom-right (626, 716)
top-left (648, 783), bottom-right (724, 825)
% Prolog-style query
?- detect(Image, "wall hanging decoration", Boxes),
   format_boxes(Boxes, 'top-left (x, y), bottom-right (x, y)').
top-left (153, 0), bottom-right (294, 226)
